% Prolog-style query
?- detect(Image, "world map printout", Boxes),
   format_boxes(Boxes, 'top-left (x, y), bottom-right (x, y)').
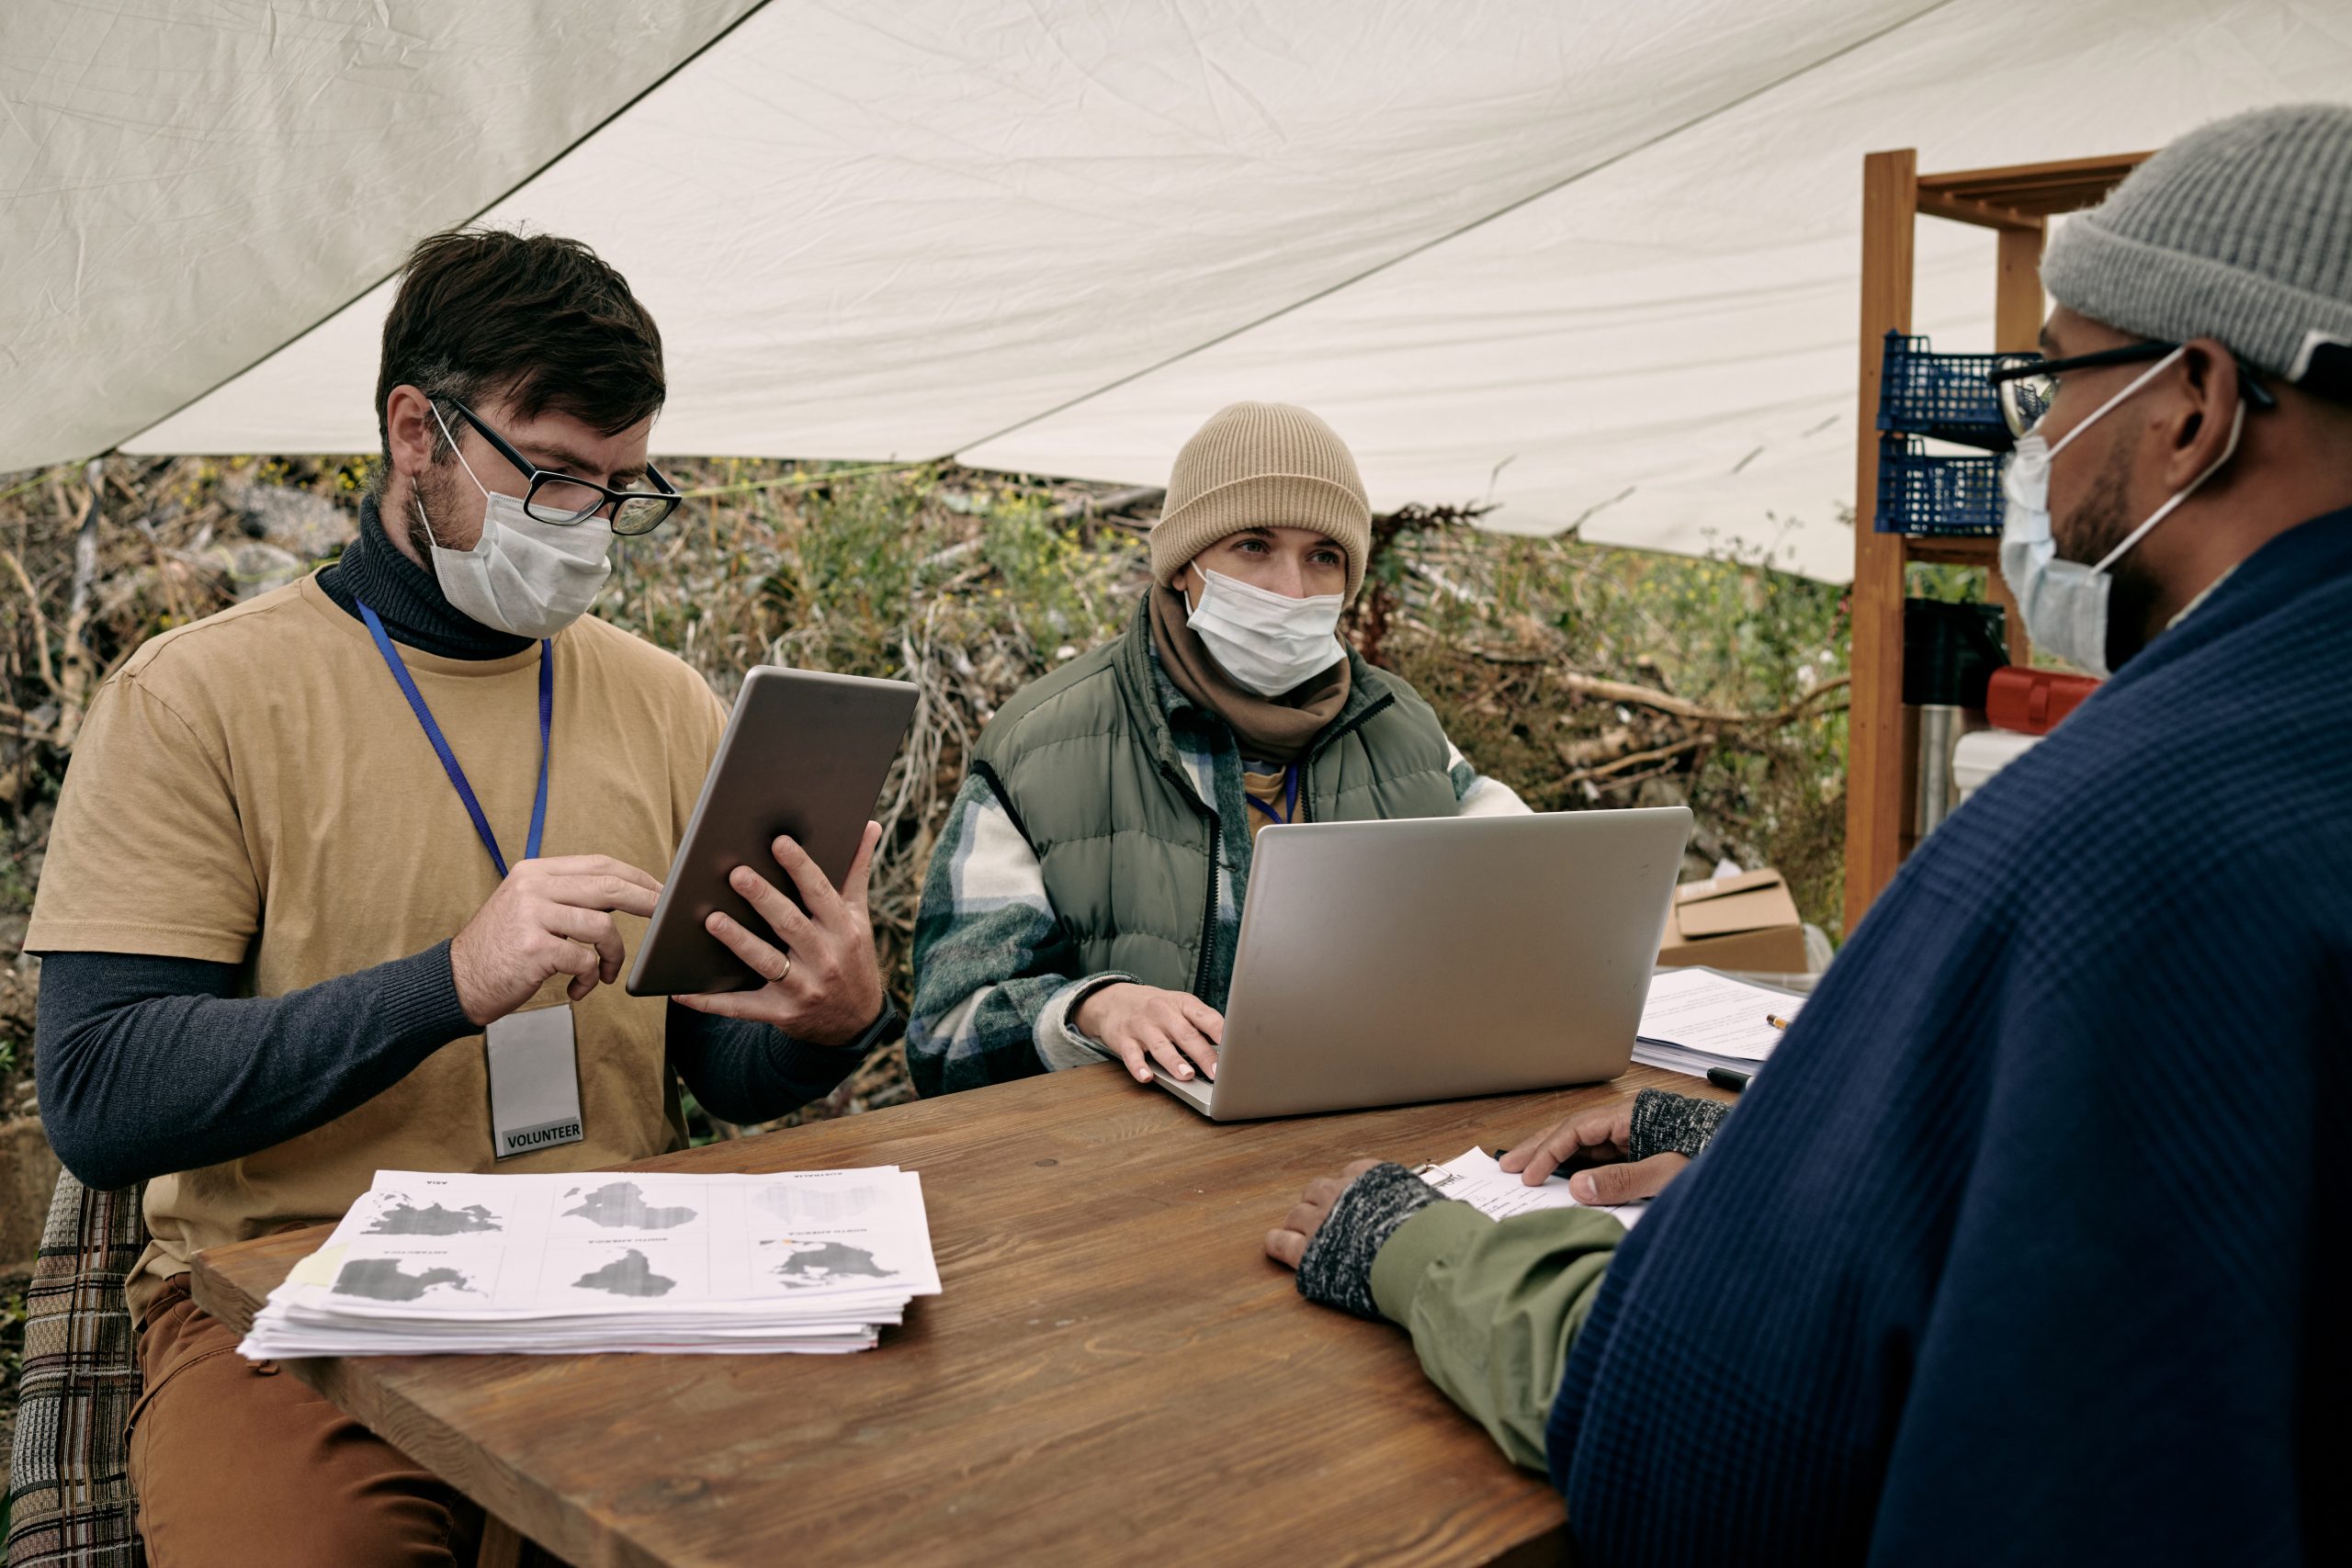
top-left (241, 1166), bottom-right (941, 1358)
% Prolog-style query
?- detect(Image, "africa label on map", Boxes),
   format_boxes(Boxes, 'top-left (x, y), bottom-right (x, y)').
top-left (765, 1240), bottom-right (896, 1288)
top-left (571, 1248), bottom-right (677, 1298)
top-left (368, 1200), bottom-right (501, 1237)
top-left (560, 1180), bottom-right (698, 1231)
top-left (334, 1258), bottom-right (476, 1303)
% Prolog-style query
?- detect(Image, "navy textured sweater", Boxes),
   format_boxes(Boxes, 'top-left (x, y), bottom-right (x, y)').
top-left (1550, 507), bottom-right (2352, 1564)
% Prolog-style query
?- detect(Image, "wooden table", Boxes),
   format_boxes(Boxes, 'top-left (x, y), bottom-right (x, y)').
top-left (194, 1063), bottom-right (1719, 1567)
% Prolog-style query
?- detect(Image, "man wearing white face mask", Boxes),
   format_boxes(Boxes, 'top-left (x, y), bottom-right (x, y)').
top-left (1260, 104), bottom-right (2352, 1565)
top-left (1994, 328), bottom-right (2265, 676)
top-left (27, 229), bottom-right (894, 1565)
top-left (907, 401), bottom-right (1530, 1094)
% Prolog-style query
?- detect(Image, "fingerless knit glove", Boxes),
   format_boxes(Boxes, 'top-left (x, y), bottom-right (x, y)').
top-left (1295, 1162), bottom-right (1443, 1319)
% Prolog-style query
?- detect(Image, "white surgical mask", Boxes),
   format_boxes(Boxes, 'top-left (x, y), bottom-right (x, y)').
top-left (422, 404), bottom-right (614, 637)
top-left (1183, 568), bottom-right (1346, 697)
top-left (1999, 348), bottom-right (2243, 677)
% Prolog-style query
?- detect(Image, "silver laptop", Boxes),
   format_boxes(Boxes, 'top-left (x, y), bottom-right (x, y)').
top-left (1153, 807), bottom-right (1690, 1121)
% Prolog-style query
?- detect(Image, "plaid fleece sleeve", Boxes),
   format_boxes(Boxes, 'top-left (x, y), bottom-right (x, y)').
top-left (6, 1171), bottom-right (147, 1565)
top-left (907, 773), bottom-right (1132, 1096)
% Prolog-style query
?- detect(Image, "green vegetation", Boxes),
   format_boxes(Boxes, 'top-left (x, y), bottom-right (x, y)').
top-left (1366, 515), bottom-right (1852, 938)
top-left (1, 453), bottom-right (1857, 1132)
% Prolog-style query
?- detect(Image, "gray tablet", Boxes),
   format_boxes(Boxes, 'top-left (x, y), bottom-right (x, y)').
top-left (625, 666), bottom-right (918, 997)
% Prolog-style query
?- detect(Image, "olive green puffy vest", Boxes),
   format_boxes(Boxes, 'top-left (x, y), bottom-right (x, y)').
top-left (970, 596), bottom-right (1461, 997)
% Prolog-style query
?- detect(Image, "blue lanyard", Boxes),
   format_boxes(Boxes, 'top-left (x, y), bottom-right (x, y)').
top-left (1246, 764), bottom-right (1303, 826)
top-left (356, 602), bottom-right (551, 878)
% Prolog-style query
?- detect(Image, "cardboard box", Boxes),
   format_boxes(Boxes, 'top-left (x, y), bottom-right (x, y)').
top-left (1657, 867), bottom-right (1808, 973)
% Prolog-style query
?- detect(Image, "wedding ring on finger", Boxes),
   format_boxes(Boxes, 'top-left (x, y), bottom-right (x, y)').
top-left (770, 950), bottom-right (794, 986)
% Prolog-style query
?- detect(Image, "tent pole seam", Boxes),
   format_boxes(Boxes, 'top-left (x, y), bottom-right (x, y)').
top-left (943, 0), bottom-right (1961, 464)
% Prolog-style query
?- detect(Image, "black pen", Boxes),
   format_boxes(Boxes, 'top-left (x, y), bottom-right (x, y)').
top-left (1707, 1066), bottom-right (1750, 1092)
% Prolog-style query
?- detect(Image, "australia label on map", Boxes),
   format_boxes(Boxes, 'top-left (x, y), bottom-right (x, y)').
top-left (367, 1199), bottom-right (501, 1237)
top-left (334, 1258), bottom-right (478, 1303)
top-left (765, 1239), bottom-right (897, 1288)
top-left (560, 1180), bottom-right (699, 1231)
top-left (572, 1247), bottom-right (678, 1298)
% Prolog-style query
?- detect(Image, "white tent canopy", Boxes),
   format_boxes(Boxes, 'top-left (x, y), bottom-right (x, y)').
top-left (6, 1), bottom-right (2348, 581)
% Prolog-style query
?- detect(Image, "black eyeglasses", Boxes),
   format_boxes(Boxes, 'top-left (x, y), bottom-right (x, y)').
top-left (443, 398), bottom-right (682, 536)
top-left (1984, 342), bottom-right (2277, 439)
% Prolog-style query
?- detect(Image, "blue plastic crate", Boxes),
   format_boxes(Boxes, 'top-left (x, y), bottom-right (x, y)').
top-left (1874, 331), bottom-right (2017, 452)
top-left (1874, 434), bottom-right (2004, 536)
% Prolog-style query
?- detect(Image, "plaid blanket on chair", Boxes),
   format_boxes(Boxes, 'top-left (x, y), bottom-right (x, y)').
top-left (6, 1171), bottom-right (145, 1568)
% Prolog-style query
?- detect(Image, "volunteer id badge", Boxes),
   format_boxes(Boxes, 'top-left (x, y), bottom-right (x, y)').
top-left (486, 1005), bottom-right (585, 1159)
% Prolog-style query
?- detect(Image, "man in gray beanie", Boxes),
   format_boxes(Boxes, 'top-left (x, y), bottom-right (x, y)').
top-left (1994, 101), bottom-right (2352, 674)
top-left (1264, 103), bottom-right (2352, 1566)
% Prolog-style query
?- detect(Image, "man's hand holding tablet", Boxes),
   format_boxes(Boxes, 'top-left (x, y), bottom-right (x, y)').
top-left (624, 666), bottom-right (916, 1004)
top-left (674, 825), bottom-right (888, 1046)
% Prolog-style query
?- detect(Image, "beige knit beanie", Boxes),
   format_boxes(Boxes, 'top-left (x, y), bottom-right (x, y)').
top-left (1150, 401), bottom-right (1374, 600)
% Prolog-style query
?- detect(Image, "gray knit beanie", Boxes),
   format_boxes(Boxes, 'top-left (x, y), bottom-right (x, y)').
top-left (2042, 103), bottom-right (2352, 389)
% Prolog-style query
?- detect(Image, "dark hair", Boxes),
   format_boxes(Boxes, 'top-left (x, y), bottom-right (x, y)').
top-left (373, 228), bottom-right (665, 481)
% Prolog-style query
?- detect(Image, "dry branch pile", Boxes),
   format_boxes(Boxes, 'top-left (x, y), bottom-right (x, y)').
top-left (1, 455), bottom-right (1852, 1145)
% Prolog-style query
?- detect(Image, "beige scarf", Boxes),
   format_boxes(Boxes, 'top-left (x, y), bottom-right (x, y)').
top-left (1146, 586), bottom-right (1350, 763)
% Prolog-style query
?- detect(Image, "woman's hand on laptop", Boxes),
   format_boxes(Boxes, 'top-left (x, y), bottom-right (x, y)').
top-left (1072, 983), bottom-right (1224, 1084)
top-left (674, 825), bottom-right (888, 1047)
top-left (1499, 1104), bottom-right (1690, 1202)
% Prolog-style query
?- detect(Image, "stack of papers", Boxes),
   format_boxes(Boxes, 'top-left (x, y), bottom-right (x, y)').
top-left (240, 1167), bottom-right (940, 1359)
top-left (1632, 967), bottom-right (1805, 1080)
top-left (1415, 1147), bottom-right (1650, 1228)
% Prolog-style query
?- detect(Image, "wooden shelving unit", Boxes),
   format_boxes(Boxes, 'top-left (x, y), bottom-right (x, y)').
top-left (1842, 149), bottom-right (2151, 932)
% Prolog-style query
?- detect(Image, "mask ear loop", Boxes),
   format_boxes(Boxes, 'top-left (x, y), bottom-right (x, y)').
top-left (427, 401), bottom-right (495, 502)
top-left (2089, 399), bottom-right (2247, 573)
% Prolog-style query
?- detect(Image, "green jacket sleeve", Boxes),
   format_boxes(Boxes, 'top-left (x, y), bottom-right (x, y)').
top-left (1368, 1201), bottom-right (1627, 1471)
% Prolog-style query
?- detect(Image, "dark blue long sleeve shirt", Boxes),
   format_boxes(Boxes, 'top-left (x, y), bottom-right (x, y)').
top-left (1548, 507), bottom-right (2352, 1564)
top-left (34, 947), bottom-right (886, 1190)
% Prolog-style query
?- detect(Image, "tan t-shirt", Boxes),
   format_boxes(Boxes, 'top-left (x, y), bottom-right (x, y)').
top-left (1242, 764), bottom-right (1295, 840)
top-left (27, 573), bottom-right (729, 1314)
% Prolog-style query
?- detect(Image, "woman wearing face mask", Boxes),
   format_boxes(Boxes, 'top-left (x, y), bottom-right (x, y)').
top-left (907, 401), bottom-right (1529, 1096)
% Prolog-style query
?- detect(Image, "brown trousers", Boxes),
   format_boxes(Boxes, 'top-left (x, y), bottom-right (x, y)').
top-left (130, 1278), bottom-right (483, 1567)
